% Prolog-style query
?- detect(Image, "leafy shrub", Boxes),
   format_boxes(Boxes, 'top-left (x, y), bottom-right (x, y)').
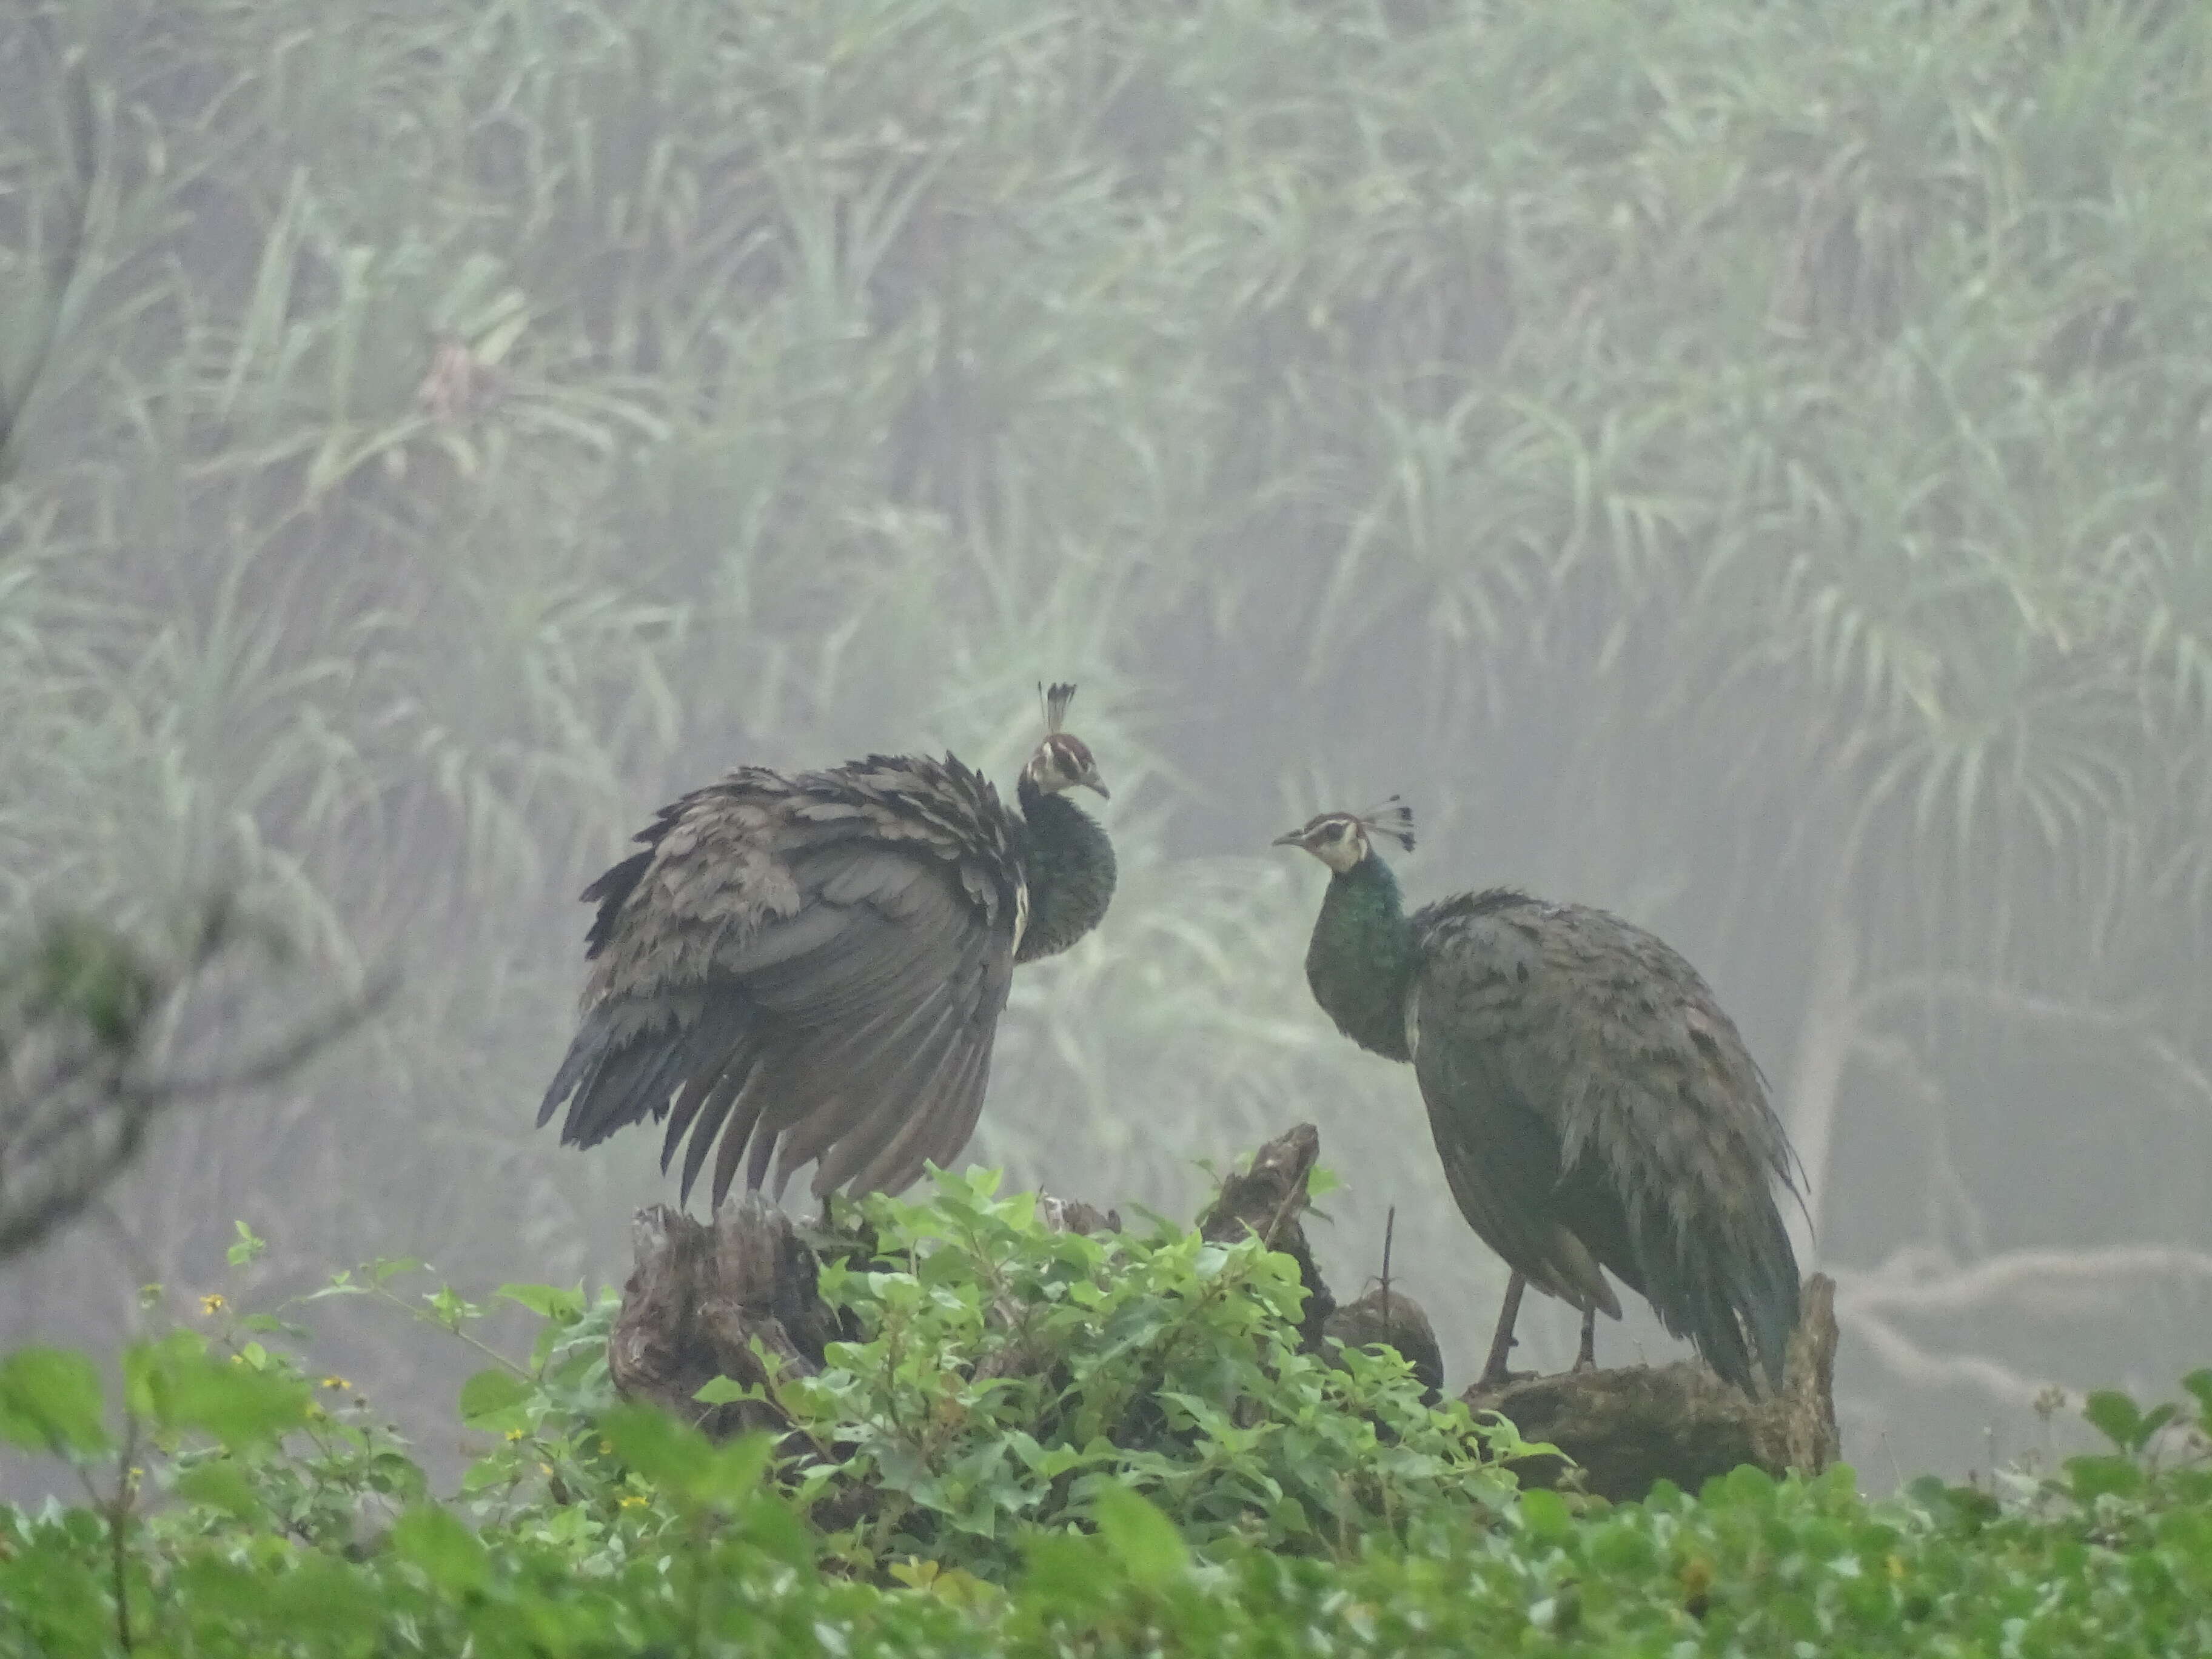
top-left (1, 1185), bottom-right (2208, 1655)
top-left (763, 1170), bottom-right (1530, 1573)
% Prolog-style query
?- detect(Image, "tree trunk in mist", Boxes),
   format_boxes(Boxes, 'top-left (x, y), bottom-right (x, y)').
top-left (607, 1124), bottom-right (1839, 1505)
top-left (606, 1198), bottom-right (850, 1439)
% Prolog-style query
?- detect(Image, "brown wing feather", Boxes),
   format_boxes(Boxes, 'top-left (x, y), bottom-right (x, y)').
top-left (1409, 891), bottom-right (1801, 1392)
top-left (538, 755), bottom-right (1023, 1202)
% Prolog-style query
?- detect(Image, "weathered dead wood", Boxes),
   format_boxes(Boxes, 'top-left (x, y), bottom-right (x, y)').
top-left (607, 1198), bottom-right (850, 1438)
top-left (1324, 1288), bottom-right (1444, 1399)
top-left (1037, 1193), bottom-right (1122, 1236)
top-left (1196, 1122), bottom-right (1334, 1348)
top-left (1458, 1273), bottom-right (1841, 1501)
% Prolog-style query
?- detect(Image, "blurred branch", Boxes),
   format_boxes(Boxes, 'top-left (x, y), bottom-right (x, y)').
top-left (1844, 1313), bottom-right (2060, 1407)
top-left (1855, 971), bottom-right (2212, 1113)
top-left (1834, 1243), bottom-right (2212, 1319)
top-left (0, 0), bottom-right (97, 480)
top-left (0, 902), bottom-right (393, 1263)
top-left (1834, 1244), bottom-right (2212, 1406)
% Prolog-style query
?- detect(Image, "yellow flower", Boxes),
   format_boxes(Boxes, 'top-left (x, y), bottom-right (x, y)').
top-left (320, 1376), bottom-right (350, 1391)
top-left (618, 1493), bottom-right (648, 1509)
top-left (598, 1439), bottom-right (613, 1455)
top-left (540, 1463), bottom-right (554, 1477)
top-left (200, 1294), bottom-right (226, 1315)
top-left (505, 1428), bottom-right (526, 1443)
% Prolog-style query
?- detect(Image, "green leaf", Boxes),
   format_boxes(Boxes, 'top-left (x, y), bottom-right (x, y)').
top-left (693, 1375), bottom-right (751, 1404)
top-left (0, 1348), bottom-right (109, 1455)
top-left (138, 1340), bottom-right (312, 1449)
top-left (2083, 1389), bottom-right (2144, 1452)
top-left (598, 1404), bottom-right (712, 1493)
top-left (457, 1368), bottom-right (531, 1427)
top-left (172, 1460), bottom-right (266, 1522)
top-left (496, 1282), bottom-right (584, 1322)
top-left (1715, 1464), bottom-right (1777, 1507)
top-left (391, 1504), bottom-right (489, 1595)
top-left (1519, 1487), bottom-right (1574, 1542)
top-left (2182, 1369), bottom-right (2212, 1423)
top-left (705, 1434), bottom-right (777, 1503)
top-left (2066, 1453), bottom-right (2146, 1501)
top-left (226, 1221), bottom-right (267, 1267)
top-left (1090, 1482), bottom-right (1187, 1589)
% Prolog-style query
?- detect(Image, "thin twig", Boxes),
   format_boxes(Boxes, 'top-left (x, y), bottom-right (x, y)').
top-left (113, 970), bottom-right (398, 1105)
top-left (1379, 1204), bottom-right (1395, 1317)
top-left (1846, 1312), bottom-right (2057, 1407)
top-left (0, 0), bottom-right (96, 478)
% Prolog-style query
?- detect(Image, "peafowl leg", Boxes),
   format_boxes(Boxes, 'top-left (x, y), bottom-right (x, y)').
top-left (1574, 1305), bottom-right (1597, 1371)
top-left (1477, 1273), bottom-right (1527, 1387)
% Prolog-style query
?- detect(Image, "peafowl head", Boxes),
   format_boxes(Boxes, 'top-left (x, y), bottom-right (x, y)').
top-left (1272, 798), bottom-right (1415, 873)
top-left (1022, 682), bottom-right (1110, 799)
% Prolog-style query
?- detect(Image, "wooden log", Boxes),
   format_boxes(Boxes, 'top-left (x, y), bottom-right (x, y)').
top-left (1458, 1273), bottom-right (1842, 1501)
top-left (1323, 1288), bottom-right (1445, 1399)
top-left (606, 1197), bottom-right (848, 1439)
top-left (1195, 1122), bottom-right (1335, 1349)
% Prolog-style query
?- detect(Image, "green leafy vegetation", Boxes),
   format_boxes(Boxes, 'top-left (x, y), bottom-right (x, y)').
top-left (4, 0), bottom-right (2210, 1521)
top-left (4, 0), bottom-right (2210, 1643)
top-left (2, 1183), bottom-right (2208, 1655)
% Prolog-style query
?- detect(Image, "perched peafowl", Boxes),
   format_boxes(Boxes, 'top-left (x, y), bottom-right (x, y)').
top-left (1275, 800), bottom-right (1803, 1396)
top-left (539, 685), bottom-right (1115, 1207)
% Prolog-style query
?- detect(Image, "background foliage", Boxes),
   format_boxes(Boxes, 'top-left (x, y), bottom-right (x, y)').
top-left (4, 0), bottom-right (2211, 1487)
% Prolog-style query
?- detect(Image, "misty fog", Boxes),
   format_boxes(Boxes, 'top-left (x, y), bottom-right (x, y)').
top-left (4, 0), bottom-right (2210, 1503)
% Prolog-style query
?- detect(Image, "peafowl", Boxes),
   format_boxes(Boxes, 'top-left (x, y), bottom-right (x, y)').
top-left (539, 685), bottom-right (1115, 1207)
top-left (1275, 800), bottom-right (1802, 1395)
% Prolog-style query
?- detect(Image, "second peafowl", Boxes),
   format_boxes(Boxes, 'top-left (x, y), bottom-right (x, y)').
top-left (1275, 800), bottom-right (1803, 1396)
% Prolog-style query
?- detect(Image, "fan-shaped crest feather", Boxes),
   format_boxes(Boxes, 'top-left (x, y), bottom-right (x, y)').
top-left (1356, 795), bottom-right (1416, 852)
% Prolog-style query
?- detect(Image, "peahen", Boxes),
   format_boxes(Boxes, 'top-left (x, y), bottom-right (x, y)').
top-left (1275, 801), bottom-right (1803, 1395)
top-left (539, 685), bottom-right (1115, 1207)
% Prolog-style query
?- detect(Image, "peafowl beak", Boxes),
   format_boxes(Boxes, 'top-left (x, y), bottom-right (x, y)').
top-left (1270, 828), bottom-right (1307, 847)
top-left (1081, 770), bottom-right (1110, 800)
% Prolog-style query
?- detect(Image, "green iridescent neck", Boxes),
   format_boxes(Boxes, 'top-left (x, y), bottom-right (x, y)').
top-left (1304, 852), bottom-right (1418, 1061)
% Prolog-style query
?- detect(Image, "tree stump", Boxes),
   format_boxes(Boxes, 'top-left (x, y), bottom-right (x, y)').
top-left (602, 1125), bottom-right (1839, 1512)
top-left (1195, 1122), bottom-right (1335, 1349)
top-left (606, 1198), bottom-right (848, 1439)
top-left (1459, 1273), bottom-right (1841, 1501)
top-left (1324, 1288), bottom-right (1445, 1399)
